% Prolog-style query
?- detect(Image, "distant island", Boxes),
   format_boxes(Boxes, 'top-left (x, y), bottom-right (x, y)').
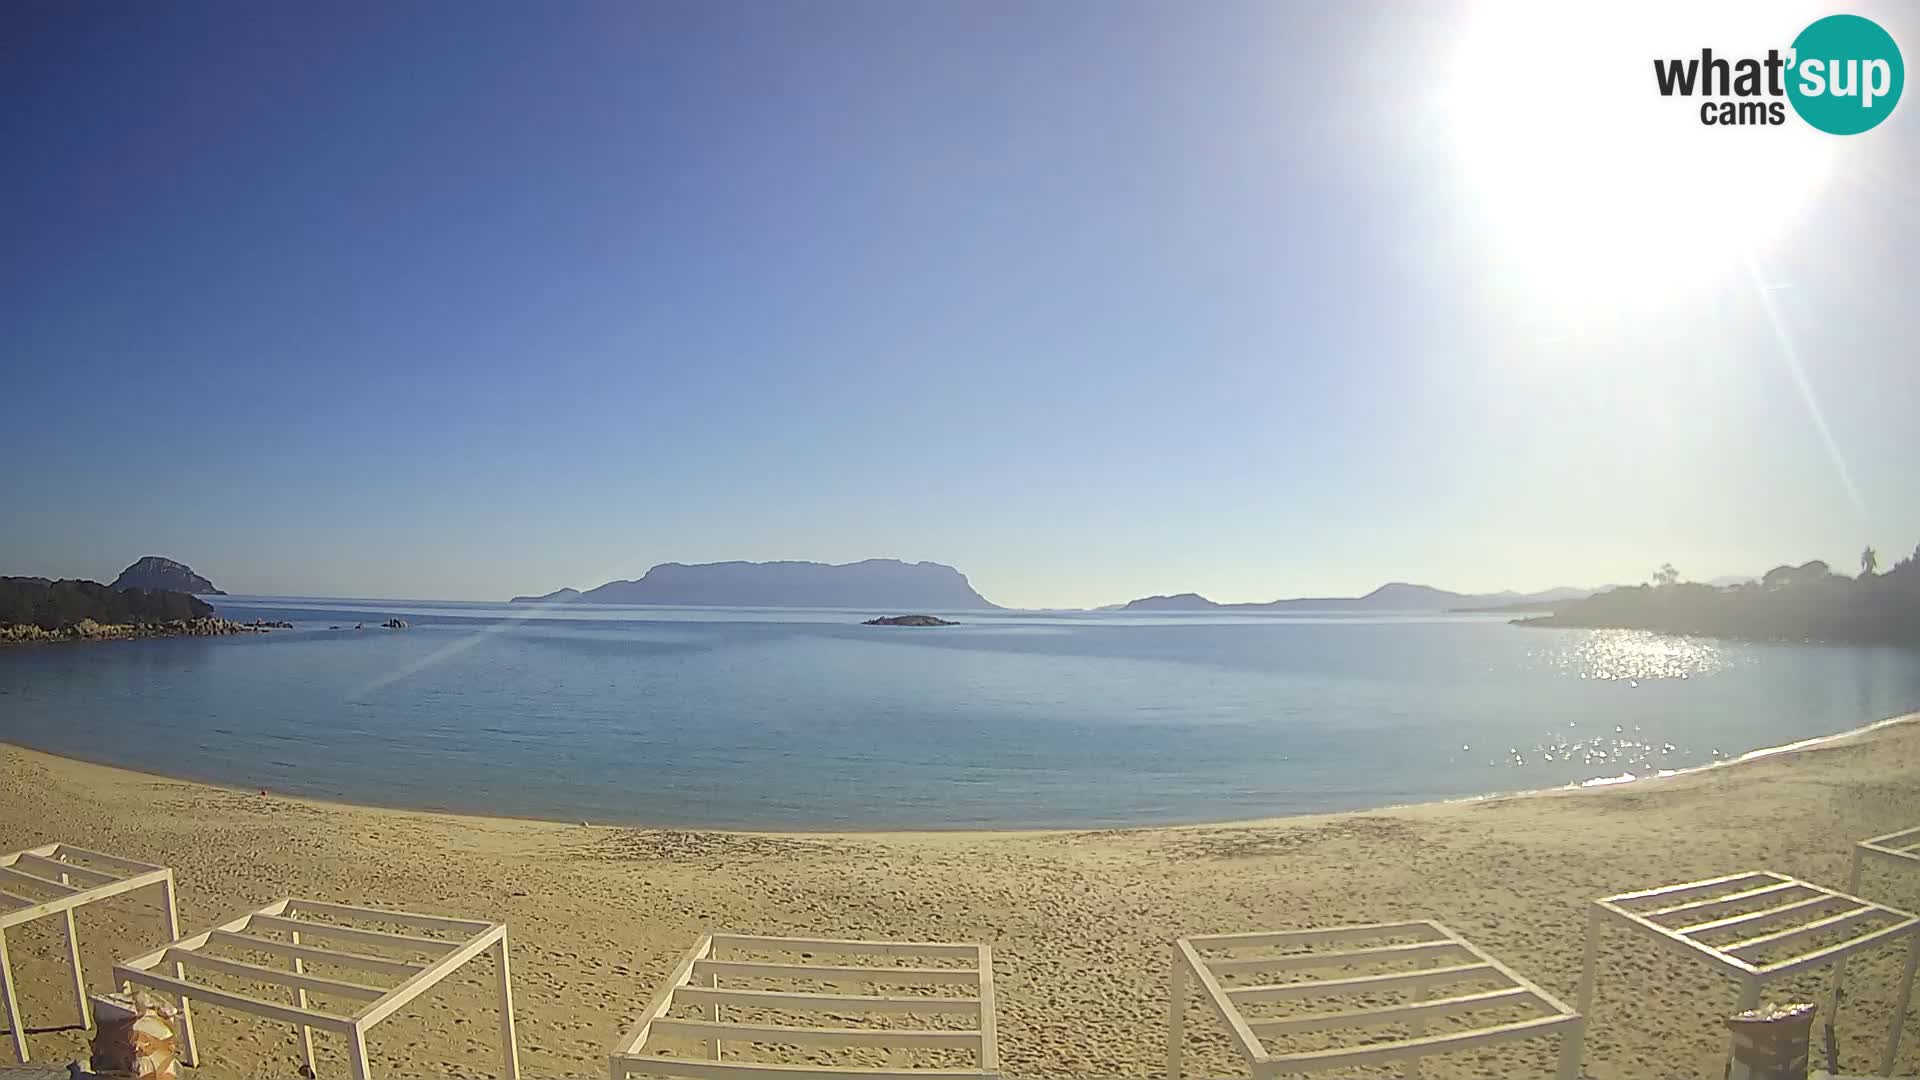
top-left (1516, 550), bottom-right (1920, 645)
top-left (0, 576), bottom-right (262, 644)
top-left (511, 559), bottom-right (997, 610)
top-left (110, 555), bottom-right (224, 595)
top-left (863, 614), bottom-right (959, 626)
top-left (1119, 582), bottom-right (1593, 613)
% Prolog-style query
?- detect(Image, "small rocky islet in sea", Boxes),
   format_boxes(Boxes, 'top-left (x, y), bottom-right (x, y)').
top-left (861, 614), bottom-right (959, 627)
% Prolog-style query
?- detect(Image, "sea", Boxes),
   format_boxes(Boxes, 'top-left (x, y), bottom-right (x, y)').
top-left (2, 597), bottom-right (1917, 829)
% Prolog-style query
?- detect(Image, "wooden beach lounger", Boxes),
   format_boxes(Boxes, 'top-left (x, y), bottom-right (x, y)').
top-left (1578, 870), bottom-right (1920, 1077)
top-left (113, 897), bottom-right (519, 1080)
top-left (0, 843), bottom-right (183, 1064)
top-left (608, 932), bottom-right (998, 1080)
top-left (1170, 921), bottom-right (1582, 1079)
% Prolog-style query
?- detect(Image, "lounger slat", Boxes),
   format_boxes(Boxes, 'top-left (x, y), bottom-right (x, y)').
top-left (286, 898), bottom-right (494, 933)
top-left (115, 967), bottom-right (356, 1031)
top-left (710, 934), bottom-right (977, 959)
top-left (248, 913), bottom-right (458, 953)
top-left (1618, 873), bottom-right (1781, 908)
top-left (1681, 894), bottom-right (1845, 937)
top-left (0, 865), bottom-right (79, 894)
top-left (1225, 962), bottom-right (1497, 1003)
top-left (1267, 1013), bottom-right (1577, 1068)
top-left (1247, 986), bottom-right (1540, 1034)
top-left (0, 889), bottom-right (28, 909)
top-left (692, 959), bottom-right (979, 986)
top-left (614, 1061), bottom-right (984, 1080)
top-left (1758, 917), bottom-right (1920, 977)
top-left (49, 845), bottom-right (161, 876)
top-left (1645, 882), bottom-right (1804, 919)
top-left (167, 949), bottom-right (387, 1000)
top-left (652, 1019), bottom-right (981, 1049)
top-left (1206, 939), bottom-right (1471, 975)
top-left (206, 930), bottom-right (429, 977)
top-left (1727, 908), bottom-right (1883, 957)
top-left (14, 852), bottom-right (120, 887)
top-left (674, 986), bottom-right (980, 1014)
top-left (1865, 826), bottom-right (1920, 848)
top-left (1187, 922), bottom-right (1446, 949)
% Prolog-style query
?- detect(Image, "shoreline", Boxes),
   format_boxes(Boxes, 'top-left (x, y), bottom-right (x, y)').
top-left (4, 715), bottom-right (1920, 1078)
top-left (5, 709), bottom-right (1917, 837)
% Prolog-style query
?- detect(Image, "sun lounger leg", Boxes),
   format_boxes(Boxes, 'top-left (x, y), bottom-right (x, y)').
top-left (1, 928), bottom-right (28, 1063)
top-left (1830, 847), bottom-right (1867, 1022)
top-left (1556, 1015), bottom-right (1586, 1080)
top-left (1574, 906), bottom-right (1601, 1017)
top-left (289, 929), bottom-right (316, 1076)
top-left (348, 1024), bottom-right (372, 1080)
top-left (161, 873), bottom-right (197, 1067)
top-left (1881, 936), bottom-right (1920, 1078)
top-left (61, 889), bottom-right (91, 1030)
top-left (496, 931), bottom-right (521, 1080)
top-left (1167, 941), bottom-right (1185, 1080)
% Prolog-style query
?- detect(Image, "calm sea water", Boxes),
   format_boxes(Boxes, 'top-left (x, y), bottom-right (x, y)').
top-left (2, 598), bottom-right (1917, 828)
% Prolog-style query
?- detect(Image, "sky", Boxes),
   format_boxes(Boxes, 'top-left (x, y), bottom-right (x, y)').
top-left (3, 1), bottom-right (1917, 609)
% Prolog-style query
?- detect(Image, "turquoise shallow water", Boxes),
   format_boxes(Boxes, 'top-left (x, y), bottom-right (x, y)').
top-left (2, 598), bottom-right (1917, 828)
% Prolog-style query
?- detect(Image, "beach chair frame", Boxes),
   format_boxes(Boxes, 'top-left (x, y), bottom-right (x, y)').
top-left (1846, 826), bottom-right (1920, 896)
top-left (113, 897), bottom-right (519, 1080)
top-left (1577, 870), bottom-right (1920, 1077)
top-left (608, 932), bottom-right (998, 1080)
top-left (1169, 920), bottom-right (1582, 1079)
top-left (0, 843), bottom-right (182, 1064)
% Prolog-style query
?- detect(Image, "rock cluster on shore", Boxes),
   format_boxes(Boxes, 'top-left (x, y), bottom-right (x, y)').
top-left (0, 617), bottom-right (272, 644)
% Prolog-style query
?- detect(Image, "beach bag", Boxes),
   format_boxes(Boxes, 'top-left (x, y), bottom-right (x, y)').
top-left (90, 990), bottom-right (181, 1080)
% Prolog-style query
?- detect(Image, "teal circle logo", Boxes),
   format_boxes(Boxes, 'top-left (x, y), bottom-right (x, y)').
top-left (1787, 14), bottom-right (1903, 134)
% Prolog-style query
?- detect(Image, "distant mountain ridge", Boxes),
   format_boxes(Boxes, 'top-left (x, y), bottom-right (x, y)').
top-left (512, 559), bottom-right (998, 609)
top-left (110, 556), bottom-right (224, 595)
top-left (1120, 582), bottom-right (1593, 612)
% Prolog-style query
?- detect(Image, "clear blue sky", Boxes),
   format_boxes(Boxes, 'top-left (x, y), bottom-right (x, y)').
top-left (4, 1), bottom-right (1917, 608)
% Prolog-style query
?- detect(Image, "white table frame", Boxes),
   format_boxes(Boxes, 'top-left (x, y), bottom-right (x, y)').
top-left (1170, 920), bottom-right (1582, 1079)
top-left (609, 932), bottom-right (998, 1080)
top-left (0, 842), bottom-right (182, 1064)
top-left (1576, 870), bottom-right (1920, 1077)
top-left (113, 897), bottom-right (519, 1080)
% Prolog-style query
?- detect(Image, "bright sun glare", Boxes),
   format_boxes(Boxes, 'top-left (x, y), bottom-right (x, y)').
top-left (1446, 2), bottom-right (1836, 308)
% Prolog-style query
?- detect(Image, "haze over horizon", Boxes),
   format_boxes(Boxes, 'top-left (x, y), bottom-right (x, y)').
top-left (5, 1), bottom-right (1917, 609)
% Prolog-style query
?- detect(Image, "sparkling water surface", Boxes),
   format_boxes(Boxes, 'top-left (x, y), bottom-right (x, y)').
top-left (1, 598), bottom-right (1916, 828)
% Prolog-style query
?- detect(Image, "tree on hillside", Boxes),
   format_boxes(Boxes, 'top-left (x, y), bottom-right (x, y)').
top-left (1652, 563), bottom-right (1680, 588)
top-left (1861, 546), bottom-right (1878, 577)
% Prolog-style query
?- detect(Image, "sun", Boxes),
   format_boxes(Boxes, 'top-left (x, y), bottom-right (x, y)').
top-left (1444, 2), bottom-right (1835, 310)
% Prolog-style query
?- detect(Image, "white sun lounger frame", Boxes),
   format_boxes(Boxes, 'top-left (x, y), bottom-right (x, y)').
top-left (113, 897), bottom-right (520, 1080)
top-left (1847, 825), bottom-right (1920, 895)
top-left (608, 932), bottom-right (998, 1080)
top-left (0, 843), bottom-right (182, 1064)
top-left (1576, 870), bottom-right (1920, 1077)
top-left (1169, 920), bottom-right (1583, 1079)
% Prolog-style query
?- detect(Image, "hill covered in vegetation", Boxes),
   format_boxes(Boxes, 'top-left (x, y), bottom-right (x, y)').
top-left (1517, 547), bottom-right (1920, 645)
top-left (0, 577), bottom-right (229, 642)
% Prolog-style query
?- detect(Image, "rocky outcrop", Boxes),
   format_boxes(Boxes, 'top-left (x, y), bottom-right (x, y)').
top-left (109, 557), bottom-right (224, 595)
top-left (862, 615), bottom-right (959, 626)
top-left (1, 617), bottom-right (269, 644)
top-left (381, 618), bottom-right (409, 629)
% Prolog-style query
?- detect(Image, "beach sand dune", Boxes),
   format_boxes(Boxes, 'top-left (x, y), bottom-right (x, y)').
top-left (2, 716), bottom-right (1918, 1078)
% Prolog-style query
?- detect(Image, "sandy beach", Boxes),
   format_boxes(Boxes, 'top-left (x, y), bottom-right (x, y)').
top-left (2, 716), bottom-right (1918, 1079)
